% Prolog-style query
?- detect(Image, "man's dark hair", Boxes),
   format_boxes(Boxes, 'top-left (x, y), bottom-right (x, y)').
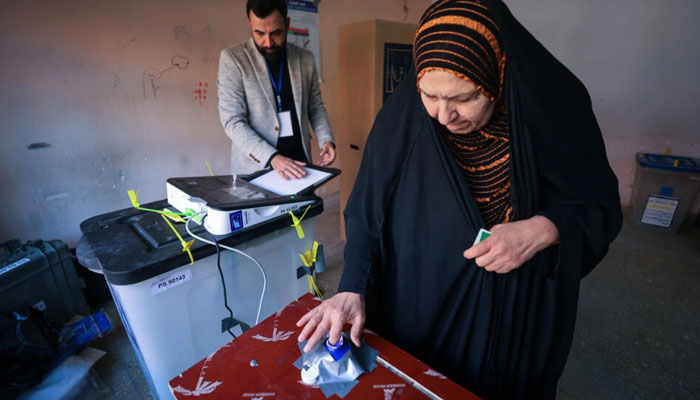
top-left (246, 0), bottom-right (288, 19)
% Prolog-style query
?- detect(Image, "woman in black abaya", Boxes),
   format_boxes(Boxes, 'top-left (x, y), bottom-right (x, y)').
top-left (297, 0), bottom-right (622, 398)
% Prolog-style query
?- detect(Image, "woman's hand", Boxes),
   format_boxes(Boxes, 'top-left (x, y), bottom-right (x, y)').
top-left (463, 215), bottom-right (559, 273)
top-left (296, 292), bottom-right (365, 353)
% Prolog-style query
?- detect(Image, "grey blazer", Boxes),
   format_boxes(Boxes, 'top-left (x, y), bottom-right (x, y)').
top-left (217, 38), bottom-right (334, 175)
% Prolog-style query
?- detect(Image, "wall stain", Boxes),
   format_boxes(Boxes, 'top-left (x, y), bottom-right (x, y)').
top-left (27, 142), bottom-right (51, 150)
top-left (113, 170), bottom-right (126, 189)
top-left (45, 192), bottom-right (70, 202)
top-left (28, 211), bottom-right (43, 231)
top-left (174, 25), bottom-right (192, 39)
top-left (174, 24), bottom-right (214, 39)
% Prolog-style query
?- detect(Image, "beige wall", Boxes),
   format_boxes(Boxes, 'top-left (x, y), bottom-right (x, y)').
top-left (1, 0), bottom-right (698, 246)
top-left (0, 0), bottom-right (247, 246)
top-left (0, 0), bottom-right (430, 246)
top-left (506, 0), bottom-right (700, 213)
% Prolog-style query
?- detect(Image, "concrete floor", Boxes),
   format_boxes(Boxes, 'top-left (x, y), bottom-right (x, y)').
top-left (89, 185), bottom-right (700, 399)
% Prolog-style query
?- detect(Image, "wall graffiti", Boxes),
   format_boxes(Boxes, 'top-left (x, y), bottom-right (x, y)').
top-left (174, 24), bottom-right (214, 39)
top-left (193, 82), bottom-right (208, 108)
top-left (142, 55), bottom-right (191, 99)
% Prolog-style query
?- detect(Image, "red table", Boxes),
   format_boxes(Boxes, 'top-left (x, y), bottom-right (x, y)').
top-left (169, 294), bottom-right (479, 399)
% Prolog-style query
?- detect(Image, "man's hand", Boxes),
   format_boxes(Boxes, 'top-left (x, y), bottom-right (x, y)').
top-left (463, 216), bottom-right (559, 274)
top-left (296, 292), bottom-right (365, 352)
top-left (270, 154), bottom-right (307, 180)
top-left (318, 142), bottom-right (336, 166)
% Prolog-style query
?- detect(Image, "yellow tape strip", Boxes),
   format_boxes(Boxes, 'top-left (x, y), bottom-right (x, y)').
top-left (205, 161), bottom-right (215, 176)
top-left (163, 208), bottom-right (186, 223)
top-left (161, 214), bottom-right (194, 265)
top-left (311, 241), bottom-right (318, 263)
top-left (289, 205), bottom-right (312, 239)
top-left (308, 275), bottom-right (323, 300)
top-left (128, 189), bottom-right (141, 208)
top-left (299, 242), bottom-right (322, 298)
top-left (298, 241), bottom-right (319, 267)
top-left (127, 189), bottom-right (193, 219)
top-left (289, 213), bottom-right (304, 239)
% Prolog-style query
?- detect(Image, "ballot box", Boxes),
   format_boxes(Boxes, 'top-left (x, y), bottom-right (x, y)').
top-left (79, 198), bottom-right (324, 400)
top-left (169, 293), bottom-right (479, 399)
top-left (631, 153), bottom-right (700, 232)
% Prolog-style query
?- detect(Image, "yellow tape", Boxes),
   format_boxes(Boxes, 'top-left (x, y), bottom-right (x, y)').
top-left (128, 189), bottom-right (141, 208)
top-left (290, 213), bottom-right (304, 239)
top-left (299, 241), bottom-right (322, 298)
top-left (161, 215), bottom-right (194, 265)
top-left (298, 241), bottom-right (319, 268)
top-left (163, 209), bottom-right (186, 223)
top-left (205, 161), bottom-right (215, 176)
top-left (126, 190), bottom-right (193, 220)
top-left (289, 205), bottom-right (312, 239)
top-left (314, 277), bottom-right (323, 299)
top-left (308, 275), bottom-right (323, 300)
top-left (299, 252), bottom-right (311, 267)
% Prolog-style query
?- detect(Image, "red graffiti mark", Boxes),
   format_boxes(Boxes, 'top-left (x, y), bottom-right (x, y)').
top-left (193, 82), bottom-right (209, 107)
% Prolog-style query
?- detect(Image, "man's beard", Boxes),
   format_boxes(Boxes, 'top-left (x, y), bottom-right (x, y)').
top-left (257, 42), bottom-right (284, 61)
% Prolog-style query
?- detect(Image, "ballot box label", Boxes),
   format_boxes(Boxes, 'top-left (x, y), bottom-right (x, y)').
top-left (641, 195), bottom-right (679, 228)
top-left (150, 269), bottom-right (192, 296)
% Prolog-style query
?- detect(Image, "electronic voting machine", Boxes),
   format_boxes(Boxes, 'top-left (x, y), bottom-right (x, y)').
top-left (166, 166), bottom-right (339, 236)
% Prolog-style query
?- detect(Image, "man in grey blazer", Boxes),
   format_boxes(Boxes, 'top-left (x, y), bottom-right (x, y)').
top-left (217, 0), bottom-right (335, 179)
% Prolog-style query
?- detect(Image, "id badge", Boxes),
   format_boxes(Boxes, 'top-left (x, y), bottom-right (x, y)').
top-left (278, 111), bottom-right (294, 138)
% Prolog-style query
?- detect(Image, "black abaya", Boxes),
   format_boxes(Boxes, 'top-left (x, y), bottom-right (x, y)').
top-left (338, 1), bottom-right (622, 398)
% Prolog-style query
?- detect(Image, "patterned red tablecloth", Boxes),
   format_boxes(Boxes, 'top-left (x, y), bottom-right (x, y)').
top-left (169, 293), bottom-right (479, 399)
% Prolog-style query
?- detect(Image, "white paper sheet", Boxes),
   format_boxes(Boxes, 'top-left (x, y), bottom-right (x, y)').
top-left (249, 167), bottom-right (332, 195)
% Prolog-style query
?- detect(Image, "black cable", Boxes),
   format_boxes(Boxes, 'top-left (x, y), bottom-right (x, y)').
top-left (205, 229), bottom-right (237, 339)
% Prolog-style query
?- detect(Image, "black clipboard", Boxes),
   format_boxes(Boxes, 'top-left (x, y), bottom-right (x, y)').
top-left (244, 165), bottom-right (341, 196)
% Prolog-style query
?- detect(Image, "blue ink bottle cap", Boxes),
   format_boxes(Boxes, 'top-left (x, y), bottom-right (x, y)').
top-left (324, 335), bottom-right (350, 361)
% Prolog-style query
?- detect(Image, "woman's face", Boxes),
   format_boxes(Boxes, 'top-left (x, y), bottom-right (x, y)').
top-left (418, 70), bottom-right (495, 134)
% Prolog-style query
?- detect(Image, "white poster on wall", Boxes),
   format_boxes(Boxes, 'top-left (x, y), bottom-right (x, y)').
top-left (287, 0), bottom-right (322, 81)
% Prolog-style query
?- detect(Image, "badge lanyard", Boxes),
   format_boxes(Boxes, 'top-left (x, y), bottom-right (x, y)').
top-left (265, 52), bottom-right (285, 112)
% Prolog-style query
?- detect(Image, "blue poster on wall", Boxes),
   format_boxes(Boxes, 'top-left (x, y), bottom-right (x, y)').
top-left (383, 43), bottom-right (413, 103)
